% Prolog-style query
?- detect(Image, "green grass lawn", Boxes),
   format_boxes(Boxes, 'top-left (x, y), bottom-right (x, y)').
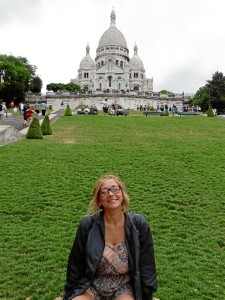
top-left (0, 114), bottom-right (225, 300)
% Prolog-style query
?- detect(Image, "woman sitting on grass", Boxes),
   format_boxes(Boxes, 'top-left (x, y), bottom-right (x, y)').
top-left (54, 174), bottom-right (157, 300)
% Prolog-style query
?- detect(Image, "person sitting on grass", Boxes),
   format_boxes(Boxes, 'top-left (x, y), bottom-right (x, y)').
top-left (54, 174), bottom-right (157, 300)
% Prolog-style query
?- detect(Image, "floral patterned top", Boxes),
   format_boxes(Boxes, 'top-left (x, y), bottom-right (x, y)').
top-left (86, 240), bottom-right (133, 299)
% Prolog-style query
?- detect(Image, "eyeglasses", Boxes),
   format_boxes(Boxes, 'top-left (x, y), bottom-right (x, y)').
top-left (99, 186), bottom-right (121, 197)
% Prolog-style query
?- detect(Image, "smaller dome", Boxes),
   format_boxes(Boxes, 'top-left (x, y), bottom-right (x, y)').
top-left (79, 44), bottom-right (95, 69)
top-left (130, 43), bottom-right (144, 70)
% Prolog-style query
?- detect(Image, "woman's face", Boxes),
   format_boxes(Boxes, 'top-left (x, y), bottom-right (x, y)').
top-left (98, 179), bottom-right (123, 211)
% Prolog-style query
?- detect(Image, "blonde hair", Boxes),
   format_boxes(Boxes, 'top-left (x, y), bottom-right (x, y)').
top-left (87, 174), bottom-right (130, 214)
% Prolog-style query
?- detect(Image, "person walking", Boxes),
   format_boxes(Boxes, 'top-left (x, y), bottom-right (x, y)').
top-left (19, 102), bottom-right (24, 114)
top-left (102, 98), bottom-right (109, 116)
top-left (41, 101), bottom-right (47, 116)
top-left (54, 174), bottom-right (157, 300)
top-left (34, 100), bottom-right (41, 115)
top-left (0, 102), bottom-right (8, 124)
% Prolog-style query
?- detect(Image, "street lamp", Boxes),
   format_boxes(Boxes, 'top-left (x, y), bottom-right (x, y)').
top-left (0, 70), bottom-right (4, 84)
top-left (208, 88), bottom-right (211, 107)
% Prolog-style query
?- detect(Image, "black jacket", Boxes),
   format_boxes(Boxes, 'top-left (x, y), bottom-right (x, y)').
top-left (64, 211), bottom-right (157, 300)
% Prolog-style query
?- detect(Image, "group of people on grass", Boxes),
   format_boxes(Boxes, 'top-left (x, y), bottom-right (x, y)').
top-left (83, 105), bottom-right (98, 115)
top-left (102, 99), bottom-right (125, 116)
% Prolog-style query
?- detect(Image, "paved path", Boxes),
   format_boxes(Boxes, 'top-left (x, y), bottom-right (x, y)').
top-left (3, 114), bottom-right (42, 131)
top-left (2, 109), bottom-right (65, 132)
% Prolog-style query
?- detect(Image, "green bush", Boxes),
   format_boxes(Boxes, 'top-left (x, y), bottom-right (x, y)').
top-left (26, 117), bottom-right (43, 139)
top-left (164, 109), bottom-right (170, 116)
top-left (41, 115), bottom-right (52, 135)
top-left (207, 105), bottom-right (215, 117)
top-left (64, 104), bottom-right (72, 116)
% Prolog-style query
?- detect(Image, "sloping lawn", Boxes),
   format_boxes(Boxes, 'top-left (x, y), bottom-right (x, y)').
top-left (0, 115), bottom-right (225, 300)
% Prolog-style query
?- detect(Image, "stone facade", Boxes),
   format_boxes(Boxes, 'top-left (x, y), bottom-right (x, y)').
top-left (46, 93), bottom-right (184, 112)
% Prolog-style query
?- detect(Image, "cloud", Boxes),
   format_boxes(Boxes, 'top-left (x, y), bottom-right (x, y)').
top-left (1, 0), bottom-right (225, 94)
top-left (0, 0), bottom-right (42, 27)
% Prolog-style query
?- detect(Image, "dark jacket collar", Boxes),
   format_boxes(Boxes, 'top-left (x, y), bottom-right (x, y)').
top-left (91, 210), bottom-right (136, 234)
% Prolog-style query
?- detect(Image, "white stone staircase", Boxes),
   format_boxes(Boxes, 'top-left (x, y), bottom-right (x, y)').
top-left (0, 112), bottom-right (59, 146)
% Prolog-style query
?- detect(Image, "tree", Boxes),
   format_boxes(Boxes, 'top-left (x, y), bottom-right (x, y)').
top-left (0, 54), bottom-right (41, 105)
top-left (207, 106), bottom-right (215, 117)
top-left (64, 104), bottom-right (72, 116)
top-left (160, 89), bottom-right (173, 94)
top-left (191, 86), bottom-right (209, 112)
top-left (46, 82), bottom-right (81, 93)
top-left (164, 109), bottom-right (170, 116)
top-left (30, 76), bottom-right (43, 94)
top-left (191, 71), bottom-right (225, 114)
top-left (64, 82), bottom-right (81, 92)
top-left (26, 117), bottom-right (43, 139)
top-left (41, 115), bottom-right (52, 135)
top-left (46, 83), bottom-right (64, 92)
top-left (18, 56), bottom-right (37, 77)
top-left (206, 71), bottom-right (225, 114)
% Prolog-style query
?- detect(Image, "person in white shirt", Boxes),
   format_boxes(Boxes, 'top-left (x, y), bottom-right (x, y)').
top-left (0, 102), bottom-right (7, 124)
top-left (102, 98), bottom-right (109, 116)
top-left (19, 102), bottom-right (24, 114)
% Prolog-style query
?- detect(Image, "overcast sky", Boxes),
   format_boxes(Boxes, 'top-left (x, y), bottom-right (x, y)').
top-left (1, 0), bottom-right (225, 94)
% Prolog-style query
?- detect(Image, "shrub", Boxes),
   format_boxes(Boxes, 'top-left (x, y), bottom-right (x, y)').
top-left (207, 106), bottom-right (215, 117)
top-left (26, 117), bottom-right (43, 139)
top-left (41, 115), bottom-right (52, 135)
top-left (64, 104), bottom-right (72, 116)
top-left (164, 109), bottom-right (170, 116)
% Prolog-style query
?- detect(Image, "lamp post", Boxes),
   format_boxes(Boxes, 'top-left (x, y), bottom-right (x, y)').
top-left (27, 78), bottom-right (32, 103)
top-left (0, 70), bottom-right (4, 84)
top-left (208, 88), bottom-right (211, 107)
top-left (0, 71), bottom-right (5, 104)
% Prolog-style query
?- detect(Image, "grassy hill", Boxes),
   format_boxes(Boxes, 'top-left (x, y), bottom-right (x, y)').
top-left (1, 114), bottom-right (225, 300)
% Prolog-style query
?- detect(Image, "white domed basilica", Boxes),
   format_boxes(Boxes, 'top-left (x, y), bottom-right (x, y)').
top-left (46, 9), bottom-right (184, 111)
top-left (72, 9), bottom-right (153, 93)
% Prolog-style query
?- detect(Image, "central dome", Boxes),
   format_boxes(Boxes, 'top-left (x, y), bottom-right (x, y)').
top-left (98, 9), bottom-right (127, 48)
top-left (98, 26), bottom-right (127, 48)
